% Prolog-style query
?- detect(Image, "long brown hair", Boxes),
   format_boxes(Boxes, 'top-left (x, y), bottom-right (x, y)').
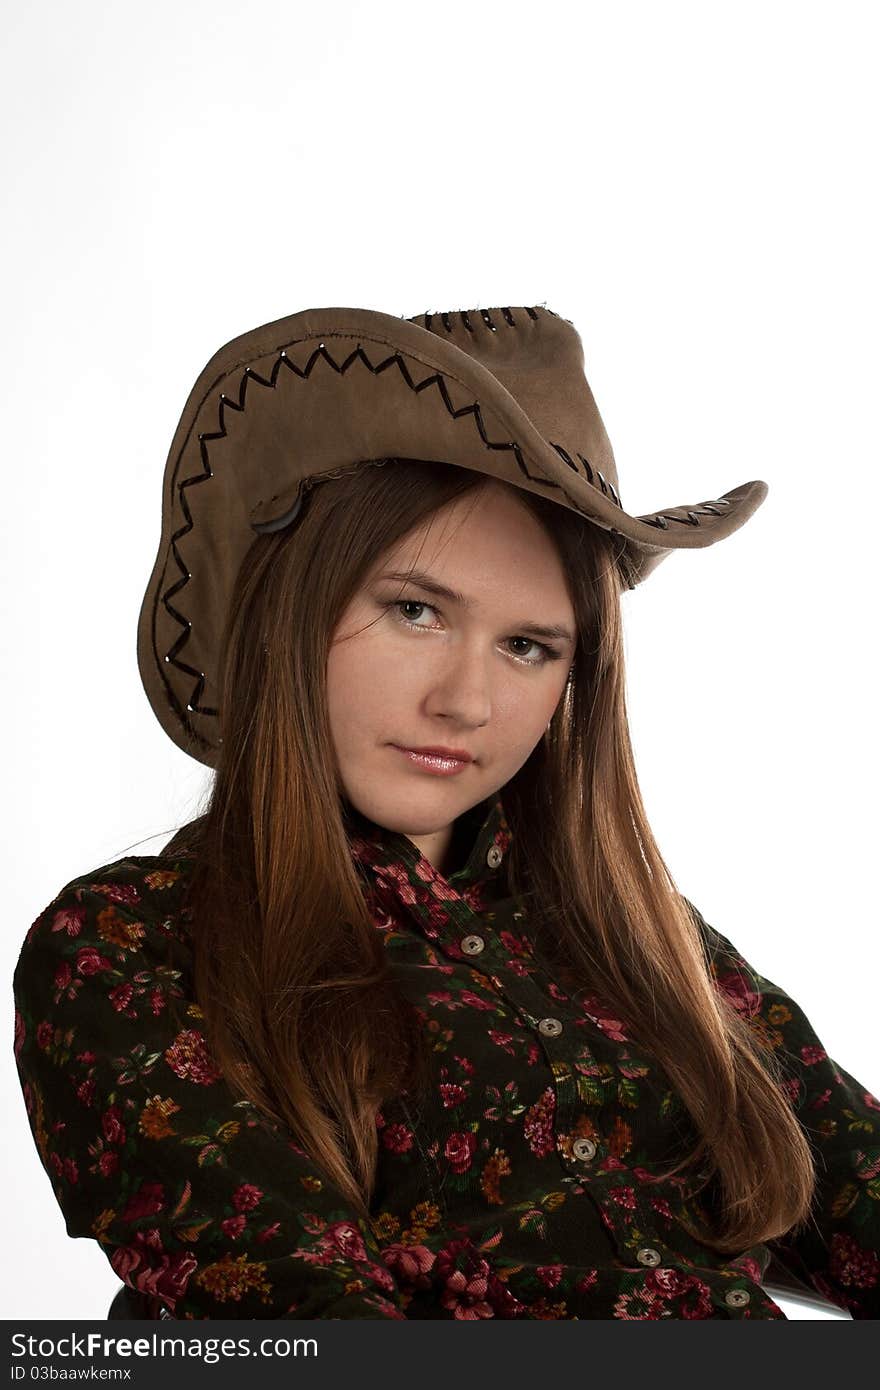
top-left (164, 456), bottom-right (816, 1256)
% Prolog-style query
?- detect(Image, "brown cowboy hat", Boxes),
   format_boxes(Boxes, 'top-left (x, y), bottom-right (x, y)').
top-left (137, 303), bottom-right (768, 767)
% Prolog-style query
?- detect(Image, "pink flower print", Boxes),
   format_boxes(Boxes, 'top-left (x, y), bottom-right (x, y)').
top-left (50, 904), bottom-right (86, 938)
top-left (76, 1076), bottom-right (96, 1105)
top-left (75, 1073), bottom-right (94, 1106)
top-left (444, 1131), bottom-right (477, 1174)
top-left (579, 992), bottom-right (630, 1042)
top-left (434, 1241), bottom-right (495, 1319)
top-left (491, 827), bottom-right (511, 859)
top-left (801, 1043), bottom-right (828, 1066)
top-left (523, 1086), bottom-right (556, 1158)
top-left (163, 1029), bottom-right (222, 1086)
top-left (101, 1106), bottom-right (126, 1147)
top-left (459, 989), bottom-right (496, 1012)
top-left (110, 1229), bottom-right (197, 1305)
top-left (412, 859), bottom-right (462, 902)
top-left (90, 881), bottom-right (141, 908)
top-left (462, 883), bottom-right (487, 912)
top-left (221, 1215), bottom-right (246, 1240)
top-left (109, 983), bottom-right (135, 1015)
top-left (646, 1267), bottom-right (688, 1296)
top-left (122, 1181), bottom-right (167, 1221)
top-left (608, 1184), bottom-right (637, 1211)
top-left (714, 968), bottom-right (762, 1020)
top-left (376, 862), bottom-right (419, 904)
top-left (381, 1243), bottom-right (436, 1290)
top-left (439, 1084), bottom-right (468, 1109)
top-left (650, 1196), bottom-right (674, 1220)
top-left (53, 962), bottom-right (72, 991)
top-left (499, 930), bottom-right (532, 958)
top-left (75, 946), bottom-right (112, 977)
top-left (425, 900), bottom-right (452, 932)
top-left (231, 1184), bottom-right (263, 1213)
top-left (380, 1123), bottom-right (414, 1153)
top-left (729, 1254), bottom-right (764, 1285)
top-left (323, 1221), bottom-right (368, 1263)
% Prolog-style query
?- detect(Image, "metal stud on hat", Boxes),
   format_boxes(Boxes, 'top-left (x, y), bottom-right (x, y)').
top-left (137, 303), bottom-right (769, 769)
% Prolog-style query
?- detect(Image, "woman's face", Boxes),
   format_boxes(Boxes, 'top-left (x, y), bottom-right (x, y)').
top-left (326, 480), bottom-right (577, 869)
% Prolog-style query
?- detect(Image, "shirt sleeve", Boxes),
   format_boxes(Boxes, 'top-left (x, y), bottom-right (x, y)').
top-left (11, 864), bottom-right (408, 1320)
top-left (685, 897), bottom-right (880, 1320)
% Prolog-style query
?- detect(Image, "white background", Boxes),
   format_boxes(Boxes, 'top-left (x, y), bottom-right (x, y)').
top-left (2, 0), bottom-right (876, 1323)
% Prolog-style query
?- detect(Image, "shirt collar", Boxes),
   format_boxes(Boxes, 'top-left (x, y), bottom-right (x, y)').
top-left (344, 791), bottom-right (512, 898)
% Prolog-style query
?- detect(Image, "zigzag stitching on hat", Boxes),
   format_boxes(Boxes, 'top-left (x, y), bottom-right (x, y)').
top-left (641, 500), bottom-right (731, 529)
top-left (550, 443), bottom-right (623, 510)
top-left (161, 335), bottom-right (715, 729)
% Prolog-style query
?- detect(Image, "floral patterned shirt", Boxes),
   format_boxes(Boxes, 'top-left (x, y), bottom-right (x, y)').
top-left (12, 794), bottom-right (880, 1319)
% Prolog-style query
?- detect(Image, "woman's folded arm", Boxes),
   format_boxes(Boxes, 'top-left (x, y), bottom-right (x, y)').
top-left (12, 866), bottom-right (408, 1320)
top-left (687, 898), bottom-right (880, 1320)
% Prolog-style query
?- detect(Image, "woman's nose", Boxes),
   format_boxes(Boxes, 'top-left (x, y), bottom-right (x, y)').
top-left (423, 645), bottom-right (492, 727)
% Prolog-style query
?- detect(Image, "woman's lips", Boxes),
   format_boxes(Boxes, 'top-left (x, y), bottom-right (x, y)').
top-left (392, 745), bottom-right (472, 776)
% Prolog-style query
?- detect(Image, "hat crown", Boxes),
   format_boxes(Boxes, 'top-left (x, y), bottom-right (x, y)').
top-left (406, 306), bottom-right (620, 500)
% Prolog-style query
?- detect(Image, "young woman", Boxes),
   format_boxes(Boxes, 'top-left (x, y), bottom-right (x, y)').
top-left (12, 305), bottom-right (879, 1320)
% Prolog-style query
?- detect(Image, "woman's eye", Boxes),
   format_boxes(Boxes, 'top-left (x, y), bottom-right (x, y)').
top-left (398, 600), bottom-right (432, 624)
top-left (383, 599), bottom-right (560, 667)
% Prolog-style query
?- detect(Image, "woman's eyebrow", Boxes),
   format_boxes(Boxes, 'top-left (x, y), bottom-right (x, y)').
top-left (377, 568), bottom-right (576, 645)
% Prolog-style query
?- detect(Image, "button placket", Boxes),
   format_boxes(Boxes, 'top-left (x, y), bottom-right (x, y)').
top-left (432, 894), bottom-right (608, 1186)
top-left (590, 1176), bottom-right (673, 1270)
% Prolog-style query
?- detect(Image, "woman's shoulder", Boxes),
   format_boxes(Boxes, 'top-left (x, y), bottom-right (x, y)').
top-left (16, 839), bottom-right (199, 977)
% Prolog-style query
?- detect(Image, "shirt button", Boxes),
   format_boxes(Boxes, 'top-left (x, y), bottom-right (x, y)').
top-left (572, 1138), bottom-right (597, 1162)
top-left (486, 845), bottom-right (503, 869)
top-left (636, 1247), bottom-right (662, 1267)
top-left (538, 1017), bottom-right (563, 1037)
top-left (460, 934), bottom-right (485, 955)
top-left (724, 1289), bottom-right (751, 1308)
